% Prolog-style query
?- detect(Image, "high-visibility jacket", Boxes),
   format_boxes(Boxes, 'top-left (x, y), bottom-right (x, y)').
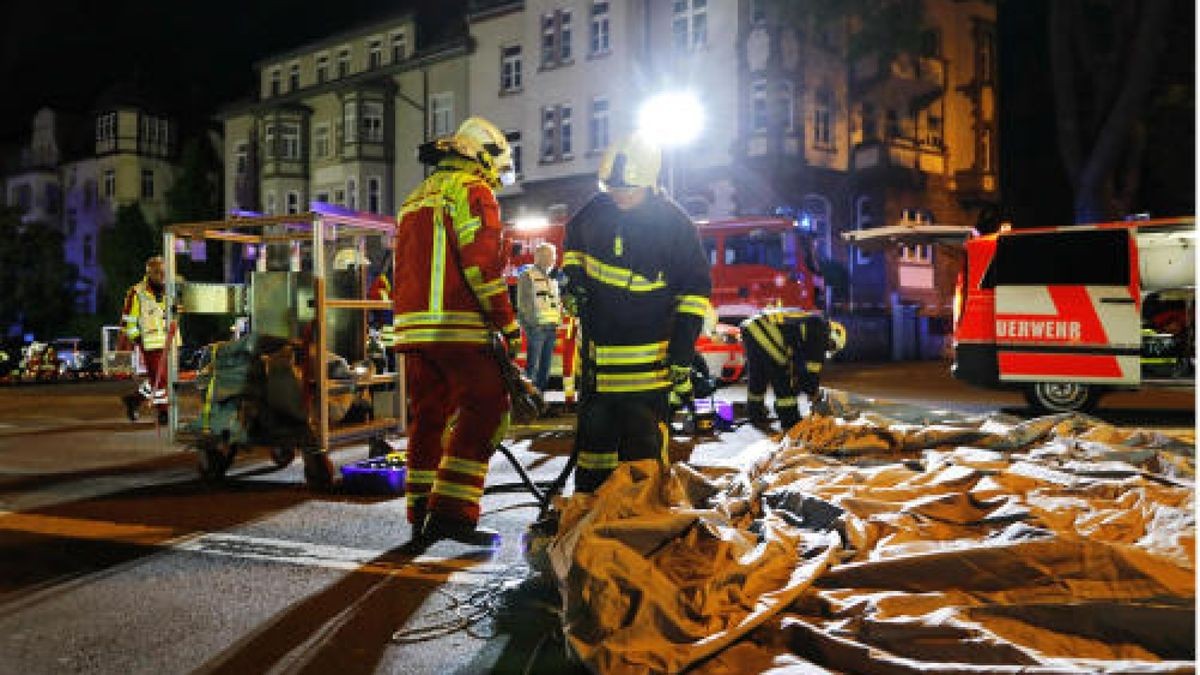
top-left (517, 265), bottom-right (562, 327)
top-left (563, 192), bottom-right (712, 393)
top-left (740, 309), bottom-right (829, 396)
top-left (121, 278), bottom-right (168, 350)
top-left (392, 157), bottom-right (518, 347)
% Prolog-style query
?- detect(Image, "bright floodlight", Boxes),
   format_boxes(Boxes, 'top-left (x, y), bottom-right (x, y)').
top-left (637, 91), bottom-right (704, 148)
top-left (513, 214), bottom-right (549, 230)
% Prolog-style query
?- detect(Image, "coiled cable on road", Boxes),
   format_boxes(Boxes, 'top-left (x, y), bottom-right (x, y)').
top-left (390, 562), bottom-right (557, 644)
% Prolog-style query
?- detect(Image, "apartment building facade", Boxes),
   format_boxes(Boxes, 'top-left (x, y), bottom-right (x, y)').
top-left (218, 0), bottom-right (997, 346)
top-left (218, 11), bottom-right (470, 220)
top-left (4, 93), bottom-right (180, 314)
top-left (467, 0), bottom-right (997, 330)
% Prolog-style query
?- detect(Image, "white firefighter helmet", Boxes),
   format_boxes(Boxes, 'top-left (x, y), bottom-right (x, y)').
top-left (333, 247), bottom-right (367, 270)
top-left (828, 320), bottom-right (847, 354)
top-left (449, 116), bottom-right (515, 188)
top-left (598, 134), bottom-right (662, 191)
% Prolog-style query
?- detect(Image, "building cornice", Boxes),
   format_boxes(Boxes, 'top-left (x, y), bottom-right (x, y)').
top-left (251, 10), bottom-right (416, 70)
top-left (217, 39), bottom-right (472, 121)
top-left (468, 1), bottom-right (524, 22)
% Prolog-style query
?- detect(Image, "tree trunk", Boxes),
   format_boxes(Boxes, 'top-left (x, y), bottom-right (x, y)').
top-left (1050, 0), bottom-right (1174, 223)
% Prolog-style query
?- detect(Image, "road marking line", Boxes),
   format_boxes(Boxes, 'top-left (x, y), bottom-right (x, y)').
top-left (175, 533), bottom-right (503, 583)
top-left (0, 510), bottom-right (179, 544)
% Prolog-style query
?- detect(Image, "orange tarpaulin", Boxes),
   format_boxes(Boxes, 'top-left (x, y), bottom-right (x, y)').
top-left (548, 412), bottom-right (1195, 674)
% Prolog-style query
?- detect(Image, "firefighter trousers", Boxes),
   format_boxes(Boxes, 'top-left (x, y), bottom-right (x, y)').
top-left (744, 338), bottom-right (802, 430)
top-left (574, 390), bottom-right (670, 493)
top-left (404, 347), bottom-right (508, 525)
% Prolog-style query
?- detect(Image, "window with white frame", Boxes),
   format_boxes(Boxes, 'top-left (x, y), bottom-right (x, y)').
top-left (541, 10), bottom-right (573, 67)
top-left (96, 112), bottom-right (116, 145)
top-left (314, 125), bottom-right (329, 158)
top-left (590, 1), bottom-right (610, 55)
top-left (899, 243), bottom-right (932, 263)
top-left (751, 80), bottom-right (768, 131)
top-left (541, 104), bottom-right (572, 162)
top-left (343, 102), bottom-right (357, 143)
top-left (346, 178), bottom-right (357, 210)
top-left (270, 68), bottom-right (281, 96)
top-left (367, 176), bottom-right (381, 213)
top-left (265, 124), bottom-right (277, 157)
top-left (288, 63), bottom-right (300, 91)
top-left (750, 0), bottom-right (766, 24)
top-left (368, 39), bottom-right (383, 69)
top-left (813, 89), bottom-right (832, 146)
top-left (589, 97), bottom-right (609, 153)
top-left (266, 191), bottom-right (277, 215)
top-left (337, 48), bottom-right (351, 77)
top-left (362, 102), bottom-right (384, 142)
top-left (672, 0), bottom-right (707, 51)
top-left (334, 188), bottom-right (345, 205)
top-left (286, 191), bottom-right (300, 214)
top-left (501, 45), bottom-right (522, 92)
top-left (854, 195), bottom-right (873, 265)
top-left (141, 169), bottom-right (154, 199)
top-left (430, 92), bottom-right (454, 136)
top-left (508, 131), bottom-right (523, 175)
top-left (281, 123), bottom-right (301, 159)
top-left (391, 31), bottom-right (407, 62)
top-left (316, 54), bottom-right (329, 83)
top-left (779, 82), bottom-right (795, 133)
top-left (103, 169), bottom-right (115, 198)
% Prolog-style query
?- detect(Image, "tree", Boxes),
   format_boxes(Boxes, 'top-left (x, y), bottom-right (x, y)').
top-left (98, 203), bottom-right (159, 320)
top-left (164, 136), bottom-right (226, 346)
top-left (1048, 0), bottom-right (1176, 223)
top-left (0, 208), bottom-right (77, 339)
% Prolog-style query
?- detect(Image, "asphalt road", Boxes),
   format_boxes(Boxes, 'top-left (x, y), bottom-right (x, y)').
top-left (0, 362), bottom-right (1192, 674)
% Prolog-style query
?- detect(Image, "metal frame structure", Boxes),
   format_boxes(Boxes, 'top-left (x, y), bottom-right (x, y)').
top-left (163, 209), bottom-right (404, 488)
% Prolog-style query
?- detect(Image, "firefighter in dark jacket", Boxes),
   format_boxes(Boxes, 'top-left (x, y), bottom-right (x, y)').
top-left (741, 309), bottom-right (846, 429)
top-left (562, 134), bottom-right (712, 493)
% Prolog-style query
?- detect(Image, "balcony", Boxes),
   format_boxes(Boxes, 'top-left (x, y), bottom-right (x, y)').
top-left (852, 138), bottom-right (945, 175)
top-left (852, 53), bottom-right (944, 107)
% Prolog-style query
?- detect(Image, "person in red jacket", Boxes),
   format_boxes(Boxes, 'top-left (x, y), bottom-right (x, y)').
top-left (392, 116), bottom-right (520, 548)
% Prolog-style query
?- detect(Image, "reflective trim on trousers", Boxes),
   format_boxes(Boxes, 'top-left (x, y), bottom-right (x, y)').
top-left (439, 455), bottom-right (488, 478)
top-left (595, 369), bottom-right (670, 393)
top-left (577, 450), bottom-right (619, 471)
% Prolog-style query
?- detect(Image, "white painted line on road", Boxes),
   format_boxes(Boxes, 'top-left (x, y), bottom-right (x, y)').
top-left (175, 533), bottom-right (503, 584)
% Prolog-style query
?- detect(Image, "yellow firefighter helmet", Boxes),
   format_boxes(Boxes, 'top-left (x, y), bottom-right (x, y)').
top-left (828, 320), bottom-right (847, 354)
top-left (449, 116), bottom-right (515, 188)
top-left (598, 134), bottom-right (662, 191)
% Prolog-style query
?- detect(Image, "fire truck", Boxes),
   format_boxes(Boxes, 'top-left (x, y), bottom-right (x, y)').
top-left (952, 217), bottom-right (1195, 412)
top-left (504, 215), bottom-right (824, 386)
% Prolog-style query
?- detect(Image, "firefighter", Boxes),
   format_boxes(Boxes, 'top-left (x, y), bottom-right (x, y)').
top-left (392, 116), bottom-right (520, 547)
top-left (562, 134), bottom-right (712, 493)
top-left (741, 309), bottom-right (846, 430)
top-left (118, 255), bottom-right (171, 424)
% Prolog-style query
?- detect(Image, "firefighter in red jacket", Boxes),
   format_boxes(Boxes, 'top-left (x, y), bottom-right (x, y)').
top-left (392, 116), bottom-right (520, 547)
top-left (562, 134), bottom-right (712, 493)
top-left (741, 309), bottom-right (846, 430)
top-left (119, 255), bottom-right (171, 424)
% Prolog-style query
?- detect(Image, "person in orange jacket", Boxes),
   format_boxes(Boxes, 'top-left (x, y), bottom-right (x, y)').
top-left (392, 117), bottom-right (520, 548)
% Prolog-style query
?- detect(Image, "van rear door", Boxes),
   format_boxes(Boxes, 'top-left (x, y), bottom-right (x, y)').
top-left (989, 228), bottom-right (1139, 385)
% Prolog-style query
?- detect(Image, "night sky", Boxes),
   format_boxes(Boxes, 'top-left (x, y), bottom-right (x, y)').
top-left (1, 0), bottom-right (1193, 224)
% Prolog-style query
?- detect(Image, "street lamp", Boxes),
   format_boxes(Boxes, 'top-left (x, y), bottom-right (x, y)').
top-left (636, 91), bottom-right (705, 198)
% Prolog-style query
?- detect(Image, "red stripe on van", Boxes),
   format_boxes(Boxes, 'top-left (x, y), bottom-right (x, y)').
top-left (998, 352), bottom-right (1122, 378)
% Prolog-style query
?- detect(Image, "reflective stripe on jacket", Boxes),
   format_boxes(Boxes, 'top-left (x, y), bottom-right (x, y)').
top-left (122, 279), bottom-right (168, 350)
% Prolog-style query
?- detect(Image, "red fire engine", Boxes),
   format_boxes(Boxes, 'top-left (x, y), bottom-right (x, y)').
top-left (503, 215), bottom-right (825, 388)
top-left (952, 217), bottom-right (1195, 412)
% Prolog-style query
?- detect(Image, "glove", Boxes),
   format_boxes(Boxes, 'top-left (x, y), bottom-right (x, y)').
top-left (503, 328), bottom-right (523, 361)
top-left (669, 364), bottom-right (693, 409)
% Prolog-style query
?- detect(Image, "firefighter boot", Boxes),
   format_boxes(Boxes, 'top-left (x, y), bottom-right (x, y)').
top-left (121, 393), bottom-right (142, 422)
top-left (746, 400), bottom-right (770, 427)
top-left (421, 514), bottom-right (501, 548)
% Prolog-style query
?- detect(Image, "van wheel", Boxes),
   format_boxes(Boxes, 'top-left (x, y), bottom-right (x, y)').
top-left (1024, 382), bottom-right (1100, 414)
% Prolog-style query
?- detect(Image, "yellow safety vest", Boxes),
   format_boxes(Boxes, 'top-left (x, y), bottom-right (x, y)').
top-left (527, 266), bottom-right (562, 326)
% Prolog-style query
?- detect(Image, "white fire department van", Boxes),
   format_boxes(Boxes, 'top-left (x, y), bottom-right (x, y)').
top-left (952, 217), bottom-right (1194, 412)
